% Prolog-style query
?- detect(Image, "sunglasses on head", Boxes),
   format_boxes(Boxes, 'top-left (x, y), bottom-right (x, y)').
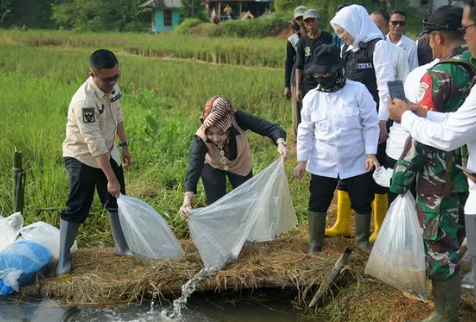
top-left (390, 20), bottom-right (405, 26)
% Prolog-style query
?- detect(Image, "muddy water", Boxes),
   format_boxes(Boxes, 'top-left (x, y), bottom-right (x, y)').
top-left (0, 292), bottom-right (327, 322)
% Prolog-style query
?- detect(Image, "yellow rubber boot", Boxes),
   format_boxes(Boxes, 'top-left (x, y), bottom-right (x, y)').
top-left (325, 190), bottom-right (352, 237)
top-left (369, 193), bottom-right (388, 243)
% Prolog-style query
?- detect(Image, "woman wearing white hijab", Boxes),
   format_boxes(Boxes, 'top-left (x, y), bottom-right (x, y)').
top-left (326, 5), bottom-right (394, 243)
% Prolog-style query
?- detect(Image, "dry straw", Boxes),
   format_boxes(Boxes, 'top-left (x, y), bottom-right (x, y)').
top-left (20, 231), bottom-right (367, 306)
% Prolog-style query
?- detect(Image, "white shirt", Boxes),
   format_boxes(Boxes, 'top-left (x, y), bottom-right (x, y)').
top-left (387, 34), bottom-right (419, 71)
top-left (386, 59), bottom-right (439, 160)
top-left (391, 42), bottom-right (410, 82)
top-left (401, 86), bottom-right (476, 214)
top-left (297, 80), bottom-right (379, 179)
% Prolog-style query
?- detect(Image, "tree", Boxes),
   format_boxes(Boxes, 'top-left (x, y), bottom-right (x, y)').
top-left (51, 0), bottom-right (150, 31)
top-left (180, 0), bottom-right (208, 21)
top-left (0, 0), bottom-right (12, 26)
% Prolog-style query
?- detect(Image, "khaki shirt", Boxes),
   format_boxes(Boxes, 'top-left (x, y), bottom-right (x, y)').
top-left (62, 77), bottom-right (123, 168)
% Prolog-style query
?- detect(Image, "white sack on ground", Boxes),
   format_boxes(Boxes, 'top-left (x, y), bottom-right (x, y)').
top-left (188, 158), bottom-right (297, 271)
top-left (365, 192), bottom-right (427, 301)
top-left (0, 213), bottom-right (23, 254)
top-left (20, 222), bottom-right (77, 259)
top-left (117, 194), bottom-right (183, 261)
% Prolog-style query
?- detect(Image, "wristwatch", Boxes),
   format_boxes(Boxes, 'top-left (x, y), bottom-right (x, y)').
top-left (118, 140), bottom-right (129, 148)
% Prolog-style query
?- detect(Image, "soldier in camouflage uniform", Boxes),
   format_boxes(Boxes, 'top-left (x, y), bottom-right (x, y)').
top-left (390, 6), bottom-right (475, 322)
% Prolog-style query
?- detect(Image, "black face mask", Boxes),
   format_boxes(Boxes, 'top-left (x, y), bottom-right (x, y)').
top-left (315, 73), bottom-right (338, 89)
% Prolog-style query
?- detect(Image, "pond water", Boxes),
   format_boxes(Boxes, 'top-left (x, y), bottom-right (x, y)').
top-left (0, 291), bottom-right (326, 322)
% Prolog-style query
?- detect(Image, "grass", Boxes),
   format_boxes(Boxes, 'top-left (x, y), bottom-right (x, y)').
top-left (0, 40), bottom-right (310, 247)
top-left (0, 29), bottom-right (286, 68)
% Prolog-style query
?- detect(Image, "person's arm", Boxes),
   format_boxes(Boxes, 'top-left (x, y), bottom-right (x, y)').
top-left (390, 137), bottom-right (425, 195)
top-left (235, 110), bottom-right (286, 144)
top-left (295, 38), bottom-right (305, 101)
top-left (373, 41), bottom-right (394, 143)
top-left (400, 87), bottom-right (476, 151)
top-left (116, 121), bottom-right (130, 167)
top-left (180, 136), bottom-right (208, 218)
top-left (373, 40), bottom-right (394, 122)
top-left (294, 96), bottom-right (314, 179)
top-left (416, 68), bottom-right (450, 112)
top-left (96, 153), bottom-right (121, 197)
top-left (284, 40), bottom-right (295, 97)
top-left (358, 86), bottom-right (379, 155)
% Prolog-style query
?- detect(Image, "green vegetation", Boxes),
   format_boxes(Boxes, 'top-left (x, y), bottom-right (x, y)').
top-left (0, 29), bottom-right (285, 67)
top-left (0, 34), bottom-right (309, 248)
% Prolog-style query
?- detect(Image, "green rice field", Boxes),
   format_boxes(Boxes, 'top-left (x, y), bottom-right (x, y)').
top-left (0, 29), bottom-right (308, 247)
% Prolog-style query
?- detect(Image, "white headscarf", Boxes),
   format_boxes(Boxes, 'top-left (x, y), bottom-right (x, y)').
top-left (330, 5), bottom-right (383, 50)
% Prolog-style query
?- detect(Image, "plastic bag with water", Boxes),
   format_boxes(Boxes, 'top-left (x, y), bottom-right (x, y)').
top-left (0, 240), bottom-right (53, 295)
top-left (365, 192), bottom-right (427, 301)
top-left (188, 158), bottom-right (297, 271)
top-left (0, 213), bottom-right (23, 254)
top-left (117, 194), bottom-right (183, 261)
top-left (20, 222), bottom-right (78, 259)
top-left (373, 166), bottom-right (393, 188)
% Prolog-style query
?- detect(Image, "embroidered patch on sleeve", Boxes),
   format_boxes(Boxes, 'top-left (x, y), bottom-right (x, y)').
top-left (417, 74), bottom-right (436, 111)
top-left (82, 108), bottom-right (96, 123)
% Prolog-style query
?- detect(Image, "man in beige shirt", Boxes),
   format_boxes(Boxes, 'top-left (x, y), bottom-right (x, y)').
top-left (57, 49), bottom-right (132, 278)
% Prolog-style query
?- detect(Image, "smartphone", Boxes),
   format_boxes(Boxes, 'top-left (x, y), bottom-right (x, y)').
top-left (455, 164), bottom-right (476, 176)
top-left (387, 80), bottom-right (407, 102)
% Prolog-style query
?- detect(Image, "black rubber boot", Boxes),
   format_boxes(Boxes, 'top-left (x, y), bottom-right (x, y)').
top-left (412, 272), bottom-right (461, 322)
top-left (308, 211), bottom-right (326, 254)
top-left (354, 212), bottom-right (371, 252)
top-left (108, 211), bottom-right (133, 256)
top-left (56, 219), bottom-right (80, 278)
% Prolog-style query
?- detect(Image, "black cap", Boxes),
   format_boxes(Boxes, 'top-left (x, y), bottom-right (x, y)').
top-left (306, 45), bottom-right (345, 74)
top-left (419, 5), bottom-right (463, 36)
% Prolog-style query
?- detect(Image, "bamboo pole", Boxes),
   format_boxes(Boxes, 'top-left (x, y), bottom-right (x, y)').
top-left (13, 148), bottom-right (26, 214)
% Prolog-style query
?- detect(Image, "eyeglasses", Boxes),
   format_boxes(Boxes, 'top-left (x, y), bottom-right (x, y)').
top-left (98, 72), bottom-right (121, 84)
top-left (390, 20), bottom-right (405, 26)
top-left (92, 70), bottom-right (121, 84)
top-left (458, 23), bottom-right (476, 34)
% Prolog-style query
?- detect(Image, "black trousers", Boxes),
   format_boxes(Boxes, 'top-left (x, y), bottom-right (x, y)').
top-left (201, 164), bottom-right (253, 205)
top-left (60, 157), bottom-right (125, 223)
top-left (309, 172), bottom-right (374, 214)
top-left (338, 142), bottom-right (388, 195)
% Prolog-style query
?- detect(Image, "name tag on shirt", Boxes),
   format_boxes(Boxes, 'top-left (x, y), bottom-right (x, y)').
top-left (111, 93), bottom-right (122, 103)
top-left (356, 63), bottom-right (373, 70)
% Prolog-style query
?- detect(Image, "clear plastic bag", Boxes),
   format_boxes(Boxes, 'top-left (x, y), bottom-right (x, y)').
top-left (372, 166), bottom-right (393, 188)
top-left (20, 222), bottom-right (78, 259)
top-left (0, 213), bottom-right (23, 254)
top-left (365, 192), bottom-right (427, 301)
top-left (188, 158), bottom-right (297, 272)
top-left (117, 194), bottom-right (183, 261)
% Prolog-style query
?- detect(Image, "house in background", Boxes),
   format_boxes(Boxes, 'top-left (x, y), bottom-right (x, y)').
top-left (139, 0), bottom-right (182, 32)
top-left (205, 0), bottom-right (273, 21)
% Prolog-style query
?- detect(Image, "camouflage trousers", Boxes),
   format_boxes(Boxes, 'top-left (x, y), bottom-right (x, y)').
top-left (416, 192), bottom-right (467, 280)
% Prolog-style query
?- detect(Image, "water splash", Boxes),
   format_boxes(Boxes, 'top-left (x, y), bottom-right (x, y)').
top-left (148, 290), bottom-right (157, 314)
top-left (160, 268), bottom-right (217, 320)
